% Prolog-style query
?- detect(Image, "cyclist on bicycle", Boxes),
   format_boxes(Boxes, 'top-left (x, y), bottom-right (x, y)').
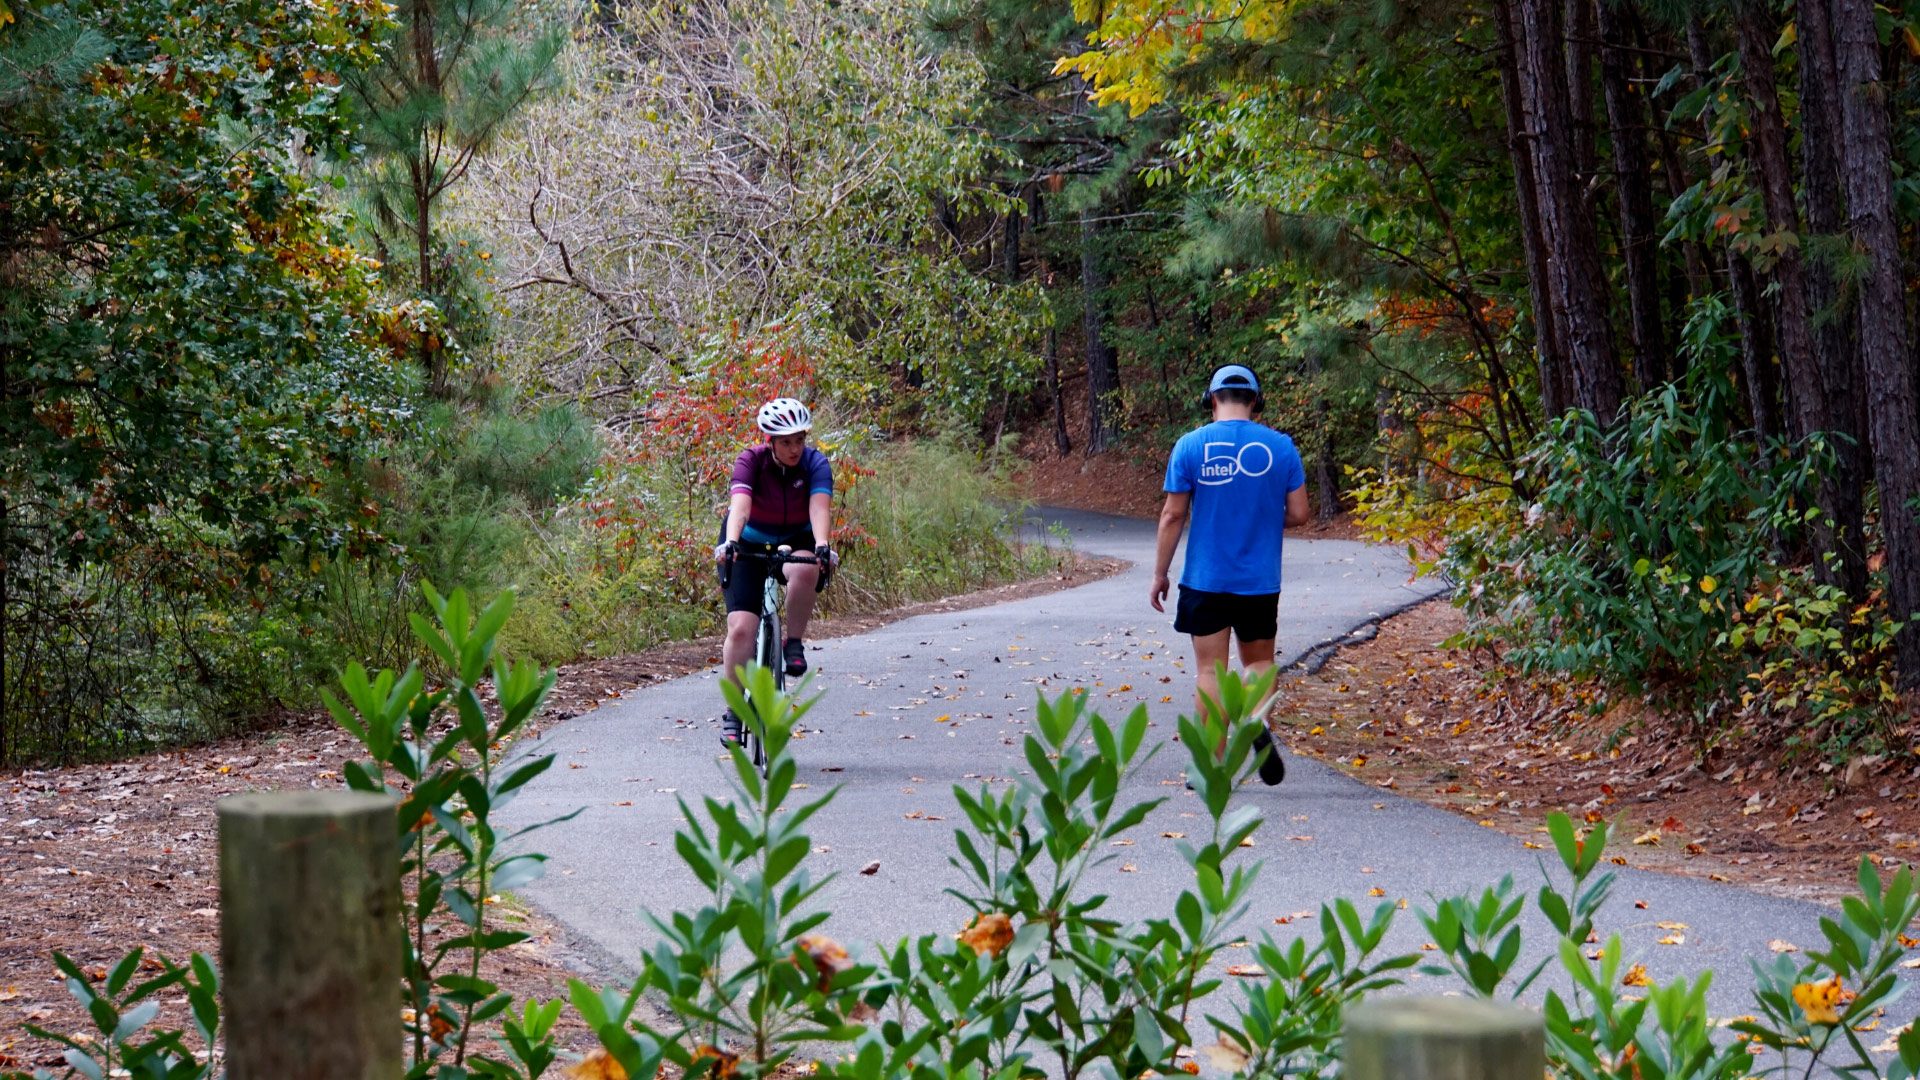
top-left (712, 397), bottom-right (838, 744)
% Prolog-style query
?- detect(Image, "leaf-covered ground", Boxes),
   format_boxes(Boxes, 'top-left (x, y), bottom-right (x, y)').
top-left (1275, 601), bottom-right (1920, 908)
top-left (0, 556), bottom-right (1121, 1070)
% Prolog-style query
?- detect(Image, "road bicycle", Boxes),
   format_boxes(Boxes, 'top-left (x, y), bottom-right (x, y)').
top-left (718, 545), bottom-right (831, 775)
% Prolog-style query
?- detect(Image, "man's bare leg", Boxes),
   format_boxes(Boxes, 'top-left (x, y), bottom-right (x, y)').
top-left (1190, 629), bottom-right (1233, 723)
top-left (1238, 637), bottom-right (1277, 722)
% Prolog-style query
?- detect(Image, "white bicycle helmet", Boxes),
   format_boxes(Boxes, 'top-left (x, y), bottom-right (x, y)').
top-left (756, 397), bottom-right (813, 435)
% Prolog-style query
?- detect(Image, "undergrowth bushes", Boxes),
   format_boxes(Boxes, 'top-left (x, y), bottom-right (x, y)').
top-left (2, 368), bottom-right (1054, 765)
top-left (1357, 368), bottom-right (1908, 763)
top-left (500, 436), bottom-right (1058, 663)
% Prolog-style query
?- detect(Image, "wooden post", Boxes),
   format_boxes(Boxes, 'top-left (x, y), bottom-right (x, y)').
top-left (219, 790), bottom-right (401, 1079)
top-left (1345, 996), bottom-right (1544, 1080)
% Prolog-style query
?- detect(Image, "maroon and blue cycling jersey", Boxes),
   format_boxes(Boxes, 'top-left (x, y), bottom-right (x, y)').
top-left (729, 444), bottom-right (833, 543)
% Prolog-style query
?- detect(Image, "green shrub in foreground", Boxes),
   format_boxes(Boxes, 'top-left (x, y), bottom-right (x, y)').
top-left (11, 592), bottom-right (1920, 1080)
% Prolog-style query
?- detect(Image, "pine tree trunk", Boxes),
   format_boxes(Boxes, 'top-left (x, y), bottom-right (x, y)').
top-left (1596, 0), bottom-right (1665, 390)
top-left (411, 0), bottom-right (447, 397)
top-left (1081, 209), bottom-right (1120, 454)
top-left (1798, 0), bottom-right (1871, 599)
top-left (1727, 253), bottom-right (1783, 446)
top-left (1046, 323), bottom-right (1070, 455)
top-left (1735, 7), bottom-right (1820, 441)
top-left (1831, 0), bottom-right (1920, 686)
top-left (1494, 0), bottom-right (1569, 417)
top-left (1001, 197), bottom-right (1021, 282)
top-left (1513, 0), bottom-right (1622, 421)
top-left (1734, 1), bottom-right (1867, 587)
top-left (1306, 351), bottom-right (1340, 520)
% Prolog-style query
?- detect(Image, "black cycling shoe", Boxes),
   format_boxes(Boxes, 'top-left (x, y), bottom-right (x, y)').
top-left (721, 710), bottom-right (745, 745)
top-left (783, 637), bottom-right (807, 677)
top-left (1251, 726), bottom-right (1286, 786)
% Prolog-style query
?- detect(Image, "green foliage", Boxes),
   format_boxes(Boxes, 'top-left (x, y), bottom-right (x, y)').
top-left (1, 0), bottom-right (412, 766)
top-left (1440, 369), bottom-right (1908, 750)
top-left (830, 439), bottom-right (1061, 614)
top-left (12, 949), bottom-right (219, 1080)
top-left (325, 584), bottom-right (577, 1075)
top-left (339, 0), bottom-right (566, 390)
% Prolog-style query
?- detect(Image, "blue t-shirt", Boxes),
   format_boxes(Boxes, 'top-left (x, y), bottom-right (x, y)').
top-left (1163, 420), bottom-right (1306, 594)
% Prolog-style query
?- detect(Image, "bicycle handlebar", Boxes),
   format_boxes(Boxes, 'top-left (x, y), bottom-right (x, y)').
top-left (718, 544), bottom-right (834, 591)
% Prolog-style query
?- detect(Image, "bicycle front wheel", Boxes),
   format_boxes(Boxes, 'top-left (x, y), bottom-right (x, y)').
top-left (750, 608), bottom-right (782, 774)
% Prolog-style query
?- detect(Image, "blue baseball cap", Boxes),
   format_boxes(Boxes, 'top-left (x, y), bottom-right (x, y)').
top-left (1208, 364), bottom-right (1260, 394)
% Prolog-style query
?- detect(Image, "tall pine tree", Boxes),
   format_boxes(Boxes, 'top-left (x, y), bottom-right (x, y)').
top-left (342, 0), bottom-right (564, 394)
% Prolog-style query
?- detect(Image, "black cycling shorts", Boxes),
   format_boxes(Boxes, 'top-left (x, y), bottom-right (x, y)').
top-left (723, 533), bottom-right (817, 615)
top-left (1174, 586), bottom-right (1279, 642)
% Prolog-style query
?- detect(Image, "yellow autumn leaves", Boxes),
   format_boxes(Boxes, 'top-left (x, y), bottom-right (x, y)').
top-left (1051, 0), bottom-right (1305, 116)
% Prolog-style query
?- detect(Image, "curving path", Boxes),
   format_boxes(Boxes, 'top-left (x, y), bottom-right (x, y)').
top-left (499, 507), bottom-right (1915, 1042)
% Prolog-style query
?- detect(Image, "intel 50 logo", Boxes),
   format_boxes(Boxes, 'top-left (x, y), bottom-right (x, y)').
top-left (1197, 441), bottom-right (1274, 486)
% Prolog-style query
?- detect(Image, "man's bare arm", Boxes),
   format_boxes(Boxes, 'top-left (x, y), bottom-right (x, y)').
top-left (1285, 486), bottom-right (1311, 528)
top-left (1151, 492), bottom-right (1191, 612)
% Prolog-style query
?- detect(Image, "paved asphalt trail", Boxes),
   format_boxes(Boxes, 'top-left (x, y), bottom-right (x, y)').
top-left (501, 507), bottom-right (1916, 1040)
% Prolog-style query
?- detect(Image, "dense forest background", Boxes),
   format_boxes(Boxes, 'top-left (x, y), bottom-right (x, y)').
top-left (4, 0), bottom-right (1919, 768)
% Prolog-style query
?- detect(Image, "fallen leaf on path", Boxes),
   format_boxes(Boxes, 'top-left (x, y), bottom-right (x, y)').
top-left (1769, 940), bottom-right (1798, 953)
top-left (860, 861), bottom-right (880, 876)
top-left (1622, 964), bottom-right (1651, 987)
top-left (1120, 863), bottom-right (1137, 873)
top-left (1224, 964), bottom-right (1263, 977)
top-left (1198, 1040), bottom-right (1250, 1072)
top-left (1161, 831), bottom-right (1185, 839)
top-left (1872, 1025), bottom-right (1916, 1053)
top-left (1656, 921), bottom-right (1689, 931)
top-left (1366, 887), bottom-right (1385, 897)
top-left (1633, 829), bottom-right (1662, 846)
top-left (1658, 932), bottom-right (1685, 946)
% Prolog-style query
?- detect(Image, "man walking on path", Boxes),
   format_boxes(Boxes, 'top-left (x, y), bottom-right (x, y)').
top-left (1151, 364), bottom-right (1310, 785)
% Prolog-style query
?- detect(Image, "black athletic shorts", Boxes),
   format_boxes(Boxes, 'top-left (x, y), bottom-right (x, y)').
top-left (722, 532), bottom-right (817, 615)
top-left (1174, 586), bottom-right (1279, 641)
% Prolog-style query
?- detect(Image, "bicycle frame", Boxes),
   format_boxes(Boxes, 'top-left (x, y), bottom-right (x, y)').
top-left (726, 545), bottom-right (819, 776)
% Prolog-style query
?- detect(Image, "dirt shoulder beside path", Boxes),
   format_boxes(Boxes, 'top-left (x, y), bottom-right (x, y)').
top-left (1275, 600), bottom-right (1920, 908)
top-left (0, 554), bottom-right (1121, 1068)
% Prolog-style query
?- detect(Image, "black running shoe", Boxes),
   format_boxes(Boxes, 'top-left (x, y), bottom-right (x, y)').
top-left (721, 710), bottom-right (745, 745)
top-left (784, 637), bottom-right (807, 677)
top-left (1251, 726), bottom-right (1286, 786)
